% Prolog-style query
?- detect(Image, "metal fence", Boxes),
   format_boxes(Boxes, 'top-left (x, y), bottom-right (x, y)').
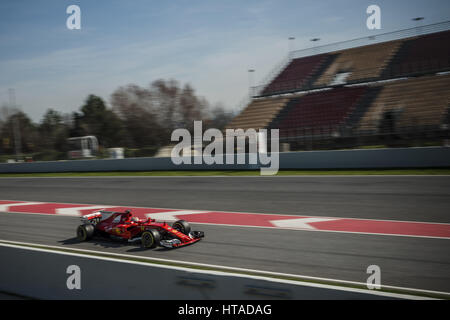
top-left (251, 21), bottom-right (450, 97)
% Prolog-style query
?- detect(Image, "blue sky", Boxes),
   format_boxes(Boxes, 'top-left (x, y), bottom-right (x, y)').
top-left (1, 0), bottom-right (449, 121)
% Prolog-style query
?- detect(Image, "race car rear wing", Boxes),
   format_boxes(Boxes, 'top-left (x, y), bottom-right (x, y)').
top-left (80, 210), bottom-right (132, 224)
top-left (80, 211), bottom-right (103, 223)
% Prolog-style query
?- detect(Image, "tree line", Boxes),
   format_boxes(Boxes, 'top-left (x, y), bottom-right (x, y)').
top-left (0, 79), bottom-right (235, 160)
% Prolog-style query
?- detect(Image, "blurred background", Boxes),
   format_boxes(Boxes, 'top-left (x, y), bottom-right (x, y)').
top-left (0, 0), bottom-right (449, 162)
top-left (0, 1), bottom-right (450, 301)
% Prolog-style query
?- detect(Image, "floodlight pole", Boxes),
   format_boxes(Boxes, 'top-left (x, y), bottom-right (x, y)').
top-left (310, 38), bottom-right (321, 54)
top-left (248, 69), bottom-right (255, 98)
top-left (288, 37), bottom-right (295, 57)
top-left (412, 17), bottom-right (425, 36)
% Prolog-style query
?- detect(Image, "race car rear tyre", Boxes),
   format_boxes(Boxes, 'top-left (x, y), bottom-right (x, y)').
top-left (77, 224), bottom-right (95, 241)
top-left (172, 220), bottom-right (191, 235)
top-left (141, 229), bottom-right (161, 249)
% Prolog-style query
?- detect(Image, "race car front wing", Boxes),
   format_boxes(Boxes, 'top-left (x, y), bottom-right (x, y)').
top-left (160, 231), bottom-right (205, 248)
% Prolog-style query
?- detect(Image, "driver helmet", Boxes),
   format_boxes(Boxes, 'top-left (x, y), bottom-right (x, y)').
top-left (123, 211), bottom-right (132, 222)
top-left (131, 217), bottom-right (139, 223)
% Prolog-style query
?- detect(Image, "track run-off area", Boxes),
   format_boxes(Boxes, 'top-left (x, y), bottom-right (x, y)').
top-left (0, 175), bottom-right (449, 295)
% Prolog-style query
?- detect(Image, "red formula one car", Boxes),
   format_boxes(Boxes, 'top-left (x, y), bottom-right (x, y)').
top-left (76, 209), bottom-right (204, 248)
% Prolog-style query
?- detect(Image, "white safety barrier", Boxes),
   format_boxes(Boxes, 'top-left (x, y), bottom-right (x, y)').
top-left (0, 243), bottom-right (425, 300)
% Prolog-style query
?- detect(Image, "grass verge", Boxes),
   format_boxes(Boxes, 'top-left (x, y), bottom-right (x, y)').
top-left (0, 168), bottom-right (450, 177)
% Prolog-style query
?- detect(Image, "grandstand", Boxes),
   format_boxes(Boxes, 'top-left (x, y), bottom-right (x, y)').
top-left (225, 96), bottom-right (291, 130)
top-left (271, 86), bottom-right (371, 138)
top-left (358, 74), bottom-right (450, 133)
top-left (314, 40), bottom-right (402, 86)
top-left (382, 30), bottom-right (450, 78)
top-left (260, 54), bottom-right (334, 96)
top-left (227, 21), bottom-right (450, 150)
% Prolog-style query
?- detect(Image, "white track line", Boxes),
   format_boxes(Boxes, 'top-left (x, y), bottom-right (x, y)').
top-left (0, 239), bottom-right (445, 300)
top-left (270, 217), bottom-right (341, 230)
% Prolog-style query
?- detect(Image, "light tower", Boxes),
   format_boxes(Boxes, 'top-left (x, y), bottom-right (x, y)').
top-left (248, 69), bottom-right (255, 98)
top-left (412, 17), bottom-right (425, 36)
top-left (288, 37), bottom-right (295, 57)
top-left (310, 37), bottom-right (321, 54)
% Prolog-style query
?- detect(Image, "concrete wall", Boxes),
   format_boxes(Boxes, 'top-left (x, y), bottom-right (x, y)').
top-left (0, 154), bottom-right (258, 173)
top-left (0, 245), bottom-right (400, 300)
top-left (278, 147), bottom-right (450, 169)
top-left (0, 147), bottom-right (449, 173)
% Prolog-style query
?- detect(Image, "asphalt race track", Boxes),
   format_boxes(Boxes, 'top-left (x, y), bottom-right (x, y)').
top-left (0, 176), bottom-right (449, 293)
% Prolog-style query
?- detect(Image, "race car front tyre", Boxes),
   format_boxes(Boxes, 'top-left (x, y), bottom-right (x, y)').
top-left (172, 220), bottom-right (191, 235)
top-left (77, 224), bottom-right (95, 241)
top-left (141, 229), bottom-right (161, 249)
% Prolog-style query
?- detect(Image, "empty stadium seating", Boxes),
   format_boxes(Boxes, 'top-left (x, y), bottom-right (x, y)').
top-left (226, 26), bottom-right (450, 149)
top-left (272, 87), bottom-right (369, 138)
top-left (261, 54), bottom-right (334, 96)
top-left (382, 30), bottom-right (450, 78)
top-left (314, 40), bottom-right (402, 86)
top-left (225, 96), bottom-right (291, 130)
top-left (358, 74), bottom-right (450, 132)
